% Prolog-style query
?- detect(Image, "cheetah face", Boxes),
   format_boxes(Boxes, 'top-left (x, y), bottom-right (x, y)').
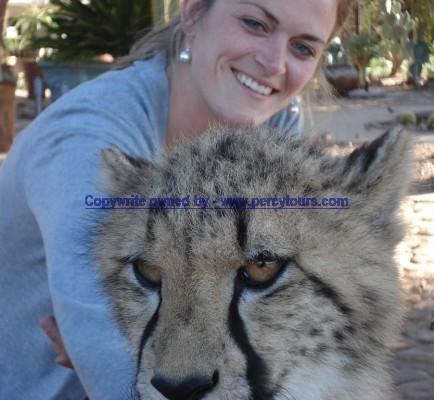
top-left (96, 126), bottom-right (411, 400)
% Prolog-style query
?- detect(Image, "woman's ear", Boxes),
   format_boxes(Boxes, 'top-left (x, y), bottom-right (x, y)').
top-left (180, 0), bottom-right (205, 38)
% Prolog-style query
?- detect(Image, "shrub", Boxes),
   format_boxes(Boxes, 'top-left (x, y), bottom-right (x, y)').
top-left (33, 0), bottom-right (153, 61)
top-left (399, 112), bottom-right (417, 126)
top-left (427, 113), bottom-right (434, 129)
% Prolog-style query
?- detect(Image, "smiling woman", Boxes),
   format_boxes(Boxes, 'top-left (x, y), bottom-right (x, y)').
top-left (0, 1), bottom-right (357, 399)
top-left (121, 0), bottom-right (356, 146)
top-left (167, 0), bottom-right (334, 132)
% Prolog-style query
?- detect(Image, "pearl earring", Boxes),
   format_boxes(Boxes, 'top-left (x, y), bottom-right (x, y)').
top-left (179, 45), bottom-right (191, 63)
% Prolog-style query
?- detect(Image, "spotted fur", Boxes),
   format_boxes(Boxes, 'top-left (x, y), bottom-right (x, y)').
top-left (96, 125), bottom-right (412, 400)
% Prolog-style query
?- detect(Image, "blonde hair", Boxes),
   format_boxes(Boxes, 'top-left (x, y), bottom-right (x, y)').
top-left (116, 0), bottom-right (357, 69)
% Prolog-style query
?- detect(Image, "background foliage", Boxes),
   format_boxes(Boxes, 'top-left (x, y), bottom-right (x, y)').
top-left (34, 0), bottom-right (153, 61)
top-left (403, 0), bottom-right (434, 43)
top-left (0, 0), bottom-right (8, 57)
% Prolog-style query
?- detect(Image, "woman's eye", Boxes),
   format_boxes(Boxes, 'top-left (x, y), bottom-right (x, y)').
top-left (238, 254), bottom-right (287, 288)
top-left (242, 18), bottom-right (267, 33)
top-left (292, 42), bottom-right (315, 58)
top-left (132, 260), bottom-right (161, 290)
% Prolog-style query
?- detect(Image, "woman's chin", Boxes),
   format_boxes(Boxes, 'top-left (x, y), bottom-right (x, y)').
top-left (220, 112), bottom-right (267, 128)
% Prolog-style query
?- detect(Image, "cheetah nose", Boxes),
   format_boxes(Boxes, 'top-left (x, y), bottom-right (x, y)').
top-left (151, 370), bottom-right (219, 400)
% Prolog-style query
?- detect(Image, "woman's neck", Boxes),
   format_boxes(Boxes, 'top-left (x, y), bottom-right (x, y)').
top-left (165, 62), bottom-right (215, 151)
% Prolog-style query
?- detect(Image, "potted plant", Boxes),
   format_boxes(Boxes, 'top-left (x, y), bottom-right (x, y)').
top-left (0, 0), bottom-right (17, 152)
top-left (32, 0), bottom-right (154, 101)
top-left (323, 38), bottom-right (360, 96)
top-left (347, 32), bottom-right (379, 91)
top-left (377, 0), bottom-right (414, 77)
top-left (11, 5), bottom-right (53, 99)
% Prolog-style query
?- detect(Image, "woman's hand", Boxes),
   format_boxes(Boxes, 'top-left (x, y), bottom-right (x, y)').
top-left (39, 315), bottom-right (74, 369)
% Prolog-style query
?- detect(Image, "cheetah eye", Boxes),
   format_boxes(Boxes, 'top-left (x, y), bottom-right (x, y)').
top-left (238, 253), bottom-right (287, 289)
top-left (132, 260), bottom-right (161, 290)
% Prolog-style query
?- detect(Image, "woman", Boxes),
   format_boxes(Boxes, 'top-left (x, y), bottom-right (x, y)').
top-left (0, 0), bottom-right (355, 398)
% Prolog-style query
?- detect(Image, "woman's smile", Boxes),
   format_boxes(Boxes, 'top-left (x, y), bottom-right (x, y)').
top-left (169, 0), bottom-right (337, 131)
top-left (232, 68), bottom-right (275, 97)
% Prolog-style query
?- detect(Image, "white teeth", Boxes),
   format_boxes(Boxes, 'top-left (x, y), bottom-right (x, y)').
top-left (235, 72), bottom-right (273, 96)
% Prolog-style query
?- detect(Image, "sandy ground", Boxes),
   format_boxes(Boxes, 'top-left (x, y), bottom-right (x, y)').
top-left (306, 86), bottom-right (434, 399)
top-left (304, 86), bottom-right (434, 143)
top-left (394, 194), bottom-right (434, 400)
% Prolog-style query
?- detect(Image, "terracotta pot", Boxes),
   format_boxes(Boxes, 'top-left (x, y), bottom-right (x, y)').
top-left (0, 82), bottom-right (16, 153)
top-left (22, 59), bottom-right (44, 100)
top-left (324, 64), bottom-right (360, 96)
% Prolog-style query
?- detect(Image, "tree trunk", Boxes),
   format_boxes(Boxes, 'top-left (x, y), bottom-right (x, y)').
top-left (0, 0), bottom-right (8, 54)
top-left (354, 3), bottom-right (360, 34)
top-left (0, 0), bottom-right (8, 36)
top-left (390, 58), bottom-right (404, 77)
top-left (151, 0), bottom-right (178, 24)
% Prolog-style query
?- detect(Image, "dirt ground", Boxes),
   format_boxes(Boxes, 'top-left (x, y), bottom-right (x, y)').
top-left (305, 85), bottom-right (434, 143)
top-left (395, 194), bottom-right (434, 400)
top-left (309, 86), bottom-right (434, 400)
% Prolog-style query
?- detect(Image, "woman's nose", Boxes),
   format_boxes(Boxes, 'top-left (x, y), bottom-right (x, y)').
top-left (254, 37), bottom-right (287, 76)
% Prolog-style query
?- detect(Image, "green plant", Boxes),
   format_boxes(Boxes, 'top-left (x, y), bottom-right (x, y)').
top-left (367, 57), bottom-right (392, 80)
top-left (2, 35), bottom-right (18, 56)
top-left (0, 0), bottom-right (16, 86)
top-left (359, 0), bottom-right (415, 77)
top-left (347, 32), bottom-right (379, 88)
top-left (427, 113), bottom-right (434, 129)
top-left (11, 6), bottom-right (53, 58)
top-left (325, 40), bottom-right (344, 66)
top-left (33, 0), bottom-right (153, 61)
top-left (0, 0), bottom-right (8, 63)
top-left (399, 112), bottom-right (417, 126)
top-left (426, 55), bottom-right (434, 79)
top-left (404, 0), bottom-right (434, 44)
top-left (379, 0), bottom-right (414, 76)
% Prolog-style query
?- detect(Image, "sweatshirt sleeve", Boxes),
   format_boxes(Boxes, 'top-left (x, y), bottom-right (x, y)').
top-left (266, 96), bottom-right (303, 137)
top-left (9, 54), bottom-right (169, 399)
top-left (23, 123), bottom-right (140, 399)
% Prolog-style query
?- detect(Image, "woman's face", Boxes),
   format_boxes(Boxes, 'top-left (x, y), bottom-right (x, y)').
top-left (183, 0), bottom-right (337, 126)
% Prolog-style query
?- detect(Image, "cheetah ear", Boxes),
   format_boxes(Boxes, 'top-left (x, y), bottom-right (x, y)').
top-left (100, 146), bottom-right (156, 197)
top-left (341, 125), bottom-right (413, 205)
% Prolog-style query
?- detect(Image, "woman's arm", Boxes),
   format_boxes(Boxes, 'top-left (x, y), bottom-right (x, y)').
top-left (23, 130), bottom-right (137, 399)
top-left (1, 53), bottom-right (167, 399)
